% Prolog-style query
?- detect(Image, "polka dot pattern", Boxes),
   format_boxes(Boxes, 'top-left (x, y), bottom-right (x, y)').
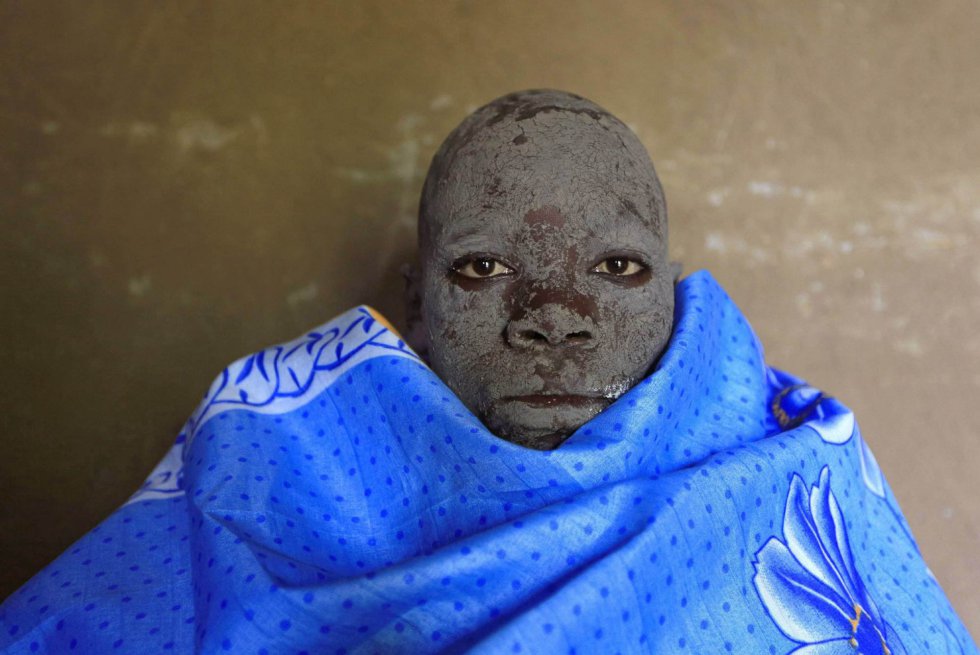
top-left (1, 271), bottom-right (973, 654)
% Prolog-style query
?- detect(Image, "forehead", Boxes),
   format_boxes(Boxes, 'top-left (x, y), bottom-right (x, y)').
top-left (426, 111), bottom-right (666, 246)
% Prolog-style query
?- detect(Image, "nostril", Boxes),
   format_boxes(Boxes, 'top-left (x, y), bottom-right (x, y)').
top-left (565, 330), bottom-right (592, 344)
top-left (506, 323), bottom-right (592, 348)
top-left (519, 330), bottom-right (549, 343)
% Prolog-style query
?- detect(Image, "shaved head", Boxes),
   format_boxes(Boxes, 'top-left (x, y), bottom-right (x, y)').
top-left (408, 90), bottom-right (674, 449)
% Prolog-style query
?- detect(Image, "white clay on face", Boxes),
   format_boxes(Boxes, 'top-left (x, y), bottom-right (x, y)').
top-left (412, 90), bottom-right (673, 449)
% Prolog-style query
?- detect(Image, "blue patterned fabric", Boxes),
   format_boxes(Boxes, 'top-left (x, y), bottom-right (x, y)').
top-left (1, 271), bottom-right (974, 654)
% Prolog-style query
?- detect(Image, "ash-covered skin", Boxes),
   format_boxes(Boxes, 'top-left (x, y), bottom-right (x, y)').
top-left (405, 90), bottom-right (675, 450)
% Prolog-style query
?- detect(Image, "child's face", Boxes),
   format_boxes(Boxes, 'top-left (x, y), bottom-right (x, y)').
top-left (415, 91), bottom-right (674, 449)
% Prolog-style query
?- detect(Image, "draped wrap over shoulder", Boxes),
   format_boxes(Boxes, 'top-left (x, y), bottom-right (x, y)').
top-left (1, 271), bottom-right (974, 655)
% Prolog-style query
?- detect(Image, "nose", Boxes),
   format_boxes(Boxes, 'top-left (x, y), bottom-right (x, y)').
top-left (505, 305), bottom-right (595, 349)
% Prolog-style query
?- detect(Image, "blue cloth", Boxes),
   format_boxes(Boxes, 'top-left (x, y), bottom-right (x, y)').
top-left (1, 271), bottom-right (974, 654)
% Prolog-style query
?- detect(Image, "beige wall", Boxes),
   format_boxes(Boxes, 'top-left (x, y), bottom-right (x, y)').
top-left (2, 1), bottom-right (978, 634)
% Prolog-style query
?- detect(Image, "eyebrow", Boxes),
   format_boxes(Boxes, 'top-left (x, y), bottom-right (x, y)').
top-left (571, 199), bottom-right (664, 245)
top-left (591, 195), bottom-right (665, 238)
top-left (437, 208), bottom-right (508, 244)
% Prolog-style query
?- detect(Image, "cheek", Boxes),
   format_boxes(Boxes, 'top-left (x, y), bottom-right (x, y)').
top-left (596, 281), bottom-right (674, 353)
top-left (423, 280), bottom-right (509, 375)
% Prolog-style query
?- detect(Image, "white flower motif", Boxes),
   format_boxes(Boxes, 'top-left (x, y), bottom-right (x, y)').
top-left (754, 467), bottom-right (907, 655)
top-left (768, 368), bottom-right (884, 497)
top-left (127, 306), bottom-right (419, 505)
top-left (186, 306), bottom-right (419, 444)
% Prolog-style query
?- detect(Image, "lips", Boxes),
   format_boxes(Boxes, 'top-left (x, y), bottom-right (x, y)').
top-left (503, 394), bottom-right (608, 408)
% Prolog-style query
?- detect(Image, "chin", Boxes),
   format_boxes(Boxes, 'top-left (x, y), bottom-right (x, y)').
top-left (499, 428), bottom-right (572, 451)
top-left (483, 398), bottom-right (609, 450)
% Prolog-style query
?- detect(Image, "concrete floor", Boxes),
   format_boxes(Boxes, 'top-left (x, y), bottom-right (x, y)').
top-left (1, 0), bottom-right (978, 636)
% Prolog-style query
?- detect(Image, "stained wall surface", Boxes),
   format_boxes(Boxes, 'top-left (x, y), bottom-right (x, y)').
top-left (2, 1), bottom-right (978, 634)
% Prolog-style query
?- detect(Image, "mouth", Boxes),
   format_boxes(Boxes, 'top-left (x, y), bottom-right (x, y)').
top-left (502, 394), bottom-right (609, 408)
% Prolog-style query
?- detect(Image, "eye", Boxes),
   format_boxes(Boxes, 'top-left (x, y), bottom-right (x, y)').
top-left (453, 257), bottom-right (515, 279)
top-left (591, 257), bottom-right (646, 277)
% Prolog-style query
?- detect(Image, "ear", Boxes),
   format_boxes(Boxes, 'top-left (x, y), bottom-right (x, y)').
top-left (669, 260), bottom-right (683, 283)
top-left (400, 262), bottom-right (430, 360)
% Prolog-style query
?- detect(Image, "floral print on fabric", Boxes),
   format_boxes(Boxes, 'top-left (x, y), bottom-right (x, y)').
top-left (186, 306), bottom-right (418, 444)
top-left (768, 369), bottom-right (885, 497)
top-left (754, 467), bottom-right (907, 655)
